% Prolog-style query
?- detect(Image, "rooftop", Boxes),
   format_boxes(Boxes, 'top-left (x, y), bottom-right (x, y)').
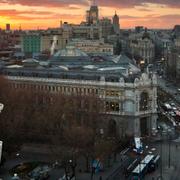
top-left (0, 48), bottom-right (141, 83)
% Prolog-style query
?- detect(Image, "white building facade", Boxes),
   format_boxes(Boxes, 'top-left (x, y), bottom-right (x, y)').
top-left (6, 72), bottom-right (157, 138)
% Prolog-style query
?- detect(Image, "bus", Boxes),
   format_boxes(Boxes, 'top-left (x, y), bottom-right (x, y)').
top-left (131, 163), bottom-right (147, 180)
top-left (140, 155), bottom-right (154, 165)
top-left (131, 155), bottom-right (155, 180)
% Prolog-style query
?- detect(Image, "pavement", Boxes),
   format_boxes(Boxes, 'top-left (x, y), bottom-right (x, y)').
top-left (76, 154), bottom-right (128, 180)
top-left (0, 146), bottom-right (129, 180)
top-left (1, 132), bottom-right (180, 180)
top-left (146, 165), bottom-right (174, 180)
top-left (146, 137), bottom-right (180, 180)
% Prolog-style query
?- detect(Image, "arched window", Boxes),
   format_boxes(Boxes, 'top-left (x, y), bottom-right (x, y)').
top-left (139, 92), bottom-right (149, 111)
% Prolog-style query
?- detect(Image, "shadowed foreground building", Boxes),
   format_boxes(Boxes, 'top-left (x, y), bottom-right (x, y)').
top-left (0, 47), bottom-right (158, 137)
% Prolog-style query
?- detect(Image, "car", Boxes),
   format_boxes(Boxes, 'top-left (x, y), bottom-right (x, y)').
top-left (169, 112), bottom-right (176, 116)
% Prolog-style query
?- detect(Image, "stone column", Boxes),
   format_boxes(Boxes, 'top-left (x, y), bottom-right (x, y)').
top-left (134, 118), bottom-right (140, 137)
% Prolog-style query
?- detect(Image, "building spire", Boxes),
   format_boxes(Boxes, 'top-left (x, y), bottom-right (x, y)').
top-left (91, 0), bottom-right (96, 6)
top-left (93, 0), bottom-right (96, 6)
top-left (19, 24), bottom-right (21, 31)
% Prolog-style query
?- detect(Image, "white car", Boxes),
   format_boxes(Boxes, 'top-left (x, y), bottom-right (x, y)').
top-left (168, 111), bottom-right (175, 116)
top-left (170, 103), bottom-right (175, 106)
top-left (172, 107), bottom-right (177, 111)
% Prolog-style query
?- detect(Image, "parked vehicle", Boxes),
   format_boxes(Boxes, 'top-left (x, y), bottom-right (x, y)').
top-left (131, 155), bottom-right (155, 180)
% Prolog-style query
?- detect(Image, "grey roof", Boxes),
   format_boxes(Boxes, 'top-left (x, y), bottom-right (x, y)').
top-left (1, 49), bottom-right (141, 83)
top-left (53, 46), bottom-right (88, 57)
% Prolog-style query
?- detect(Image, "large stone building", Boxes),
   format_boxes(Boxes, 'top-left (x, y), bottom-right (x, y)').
top-left (173, 25), bottom-right (180, 38)
top-left (99, 18), bottom-right (113, 38)
top-left (113, 12), bottom-right (120, 35)
top-left (69, 39), bottom-right (113, 55)
top-left (129, 30), bottom-right (155, 64)
top-left (21, 29), bottom-right (70, 56)
top-left (1, 48), bottom-right (158, 137)
top-left (21, 33), bottom-right (41, 55)
top-left (86, 5), bottom-right (99, 25)
top-left (175, 37), bottom-right (180, 48)
top-left (71, 25), bottom-right (102, 40)
top-left (40, 30), bottom-right (69, 53)
top-left (166, 39), bottom-right (180, 81)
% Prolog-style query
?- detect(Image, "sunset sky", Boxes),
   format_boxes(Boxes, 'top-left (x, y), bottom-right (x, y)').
top-left (0, 0), bottom-right (180, 30)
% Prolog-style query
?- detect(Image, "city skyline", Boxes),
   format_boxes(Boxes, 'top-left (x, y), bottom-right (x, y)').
top-left (0, 0), bottom-right (180, 30)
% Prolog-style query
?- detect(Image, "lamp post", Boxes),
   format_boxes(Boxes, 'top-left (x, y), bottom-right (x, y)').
top-left (0, 103), bottom-right (4, 165)
top-left (167, 129), bottom-right (171, 169)
top-left (160, 129), bottom-right (163, 180)
top-left (161, 57), bottom-right (166, 78)
top-left (0, 103), bottom-right (4, 113)
top-left (100, 128), bottom-right (104, 138)
top-left (156, 128), bottom-right (163, 180)
top-left (69, 156), bottom-right (77, 180)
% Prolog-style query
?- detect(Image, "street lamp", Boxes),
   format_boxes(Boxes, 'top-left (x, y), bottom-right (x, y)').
top-left (0, 103), bottom-right (4, 113)
top-left (155, 128), bottom-right (163, 180)
top-left (0, 103), bottom-right (4, 165)
top-left (152, 127), bottom-right (158, 136)
top-left (69, 156), bottom-right (77, 180)
top-left (167, 129), bottom-right (172, 169)
top-left (100, 129), bottom-right (104, 138)
top-left (12, 173), bottom-right (20, 180)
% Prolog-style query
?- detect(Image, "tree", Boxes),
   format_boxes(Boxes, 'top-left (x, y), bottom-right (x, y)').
top-left (0, 76), bottom-right (121, 175)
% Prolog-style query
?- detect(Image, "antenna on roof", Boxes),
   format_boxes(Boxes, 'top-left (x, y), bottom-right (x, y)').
top-left (19, 24), bottom-right (21, 31)
top-left (91, 0), bottom-right (96, 6)
top-left (89, 0), bottom-right (97, 6)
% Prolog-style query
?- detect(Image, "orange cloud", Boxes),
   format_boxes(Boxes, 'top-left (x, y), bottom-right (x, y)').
top-left (0, 0), bottom-right (180, 29)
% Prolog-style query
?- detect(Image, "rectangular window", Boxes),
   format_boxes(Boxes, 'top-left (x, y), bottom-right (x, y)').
top-left (106, 101), bottom-right (119, 112)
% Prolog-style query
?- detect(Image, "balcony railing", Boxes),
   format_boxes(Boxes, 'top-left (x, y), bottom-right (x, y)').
top-left (6, 75), bottom-right (153, 88)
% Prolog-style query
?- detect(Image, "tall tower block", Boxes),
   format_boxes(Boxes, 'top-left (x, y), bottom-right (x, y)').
top-left (113, 11), bottom-right (120, 34)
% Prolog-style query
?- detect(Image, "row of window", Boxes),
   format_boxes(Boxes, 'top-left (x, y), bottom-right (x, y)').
top-left (105, 90), bottom-right (121, 97)
top-left (11, 83), bottom-right (99, 95)
top-left (10, 83), bottom-right (151, 112)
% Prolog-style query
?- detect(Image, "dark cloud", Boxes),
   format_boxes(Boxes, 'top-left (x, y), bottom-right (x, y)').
top-left (0, 9), bottom-right (54, 16)
top-left (120, 14), bottom-right (180, 20)
top-left (120, 14), bottom-right (180, 28)
top-left (0, 0), bottom-right (88, 7)
top-left (98, 0), bottom-right (180, 8)
top-left (1, 0), bottom-right (180, 8)
top-left (0, 0), bottom-right (179, 29)
top-left (0, 9), bottom-right (83, 21)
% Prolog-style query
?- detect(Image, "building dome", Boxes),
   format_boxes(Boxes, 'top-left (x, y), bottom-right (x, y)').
top-left (142, 28), bottom-right (150, 40)
top-left (53, 45), bottom-right (88, 57)
top-left (22, 58), bottom-right (39, 67)
top-left (22, 58), bottom-right (39, 63)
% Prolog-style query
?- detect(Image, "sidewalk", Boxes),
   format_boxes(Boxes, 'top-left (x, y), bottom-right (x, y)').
top-left (146, 166), bottom-right (175, 180)
top-left (76, 154), bottom-right (127, 180)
